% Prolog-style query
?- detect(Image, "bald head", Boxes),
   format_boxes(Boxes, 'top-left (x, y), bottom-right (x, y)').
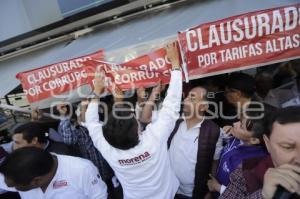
top-left (183, 86), bottom-right (208, 118)
top-left (189, 87), bottom-right (208, 101)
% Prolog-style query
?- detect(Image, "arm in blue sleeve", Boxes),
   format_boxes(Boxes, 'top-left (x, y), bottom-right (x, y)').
top-left (58, 119), bottom-right (78, 145)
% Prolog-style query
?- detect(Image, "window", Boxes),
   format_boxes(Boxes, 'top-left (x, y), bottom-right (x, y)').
top-left (58, 0), bottom-right (116, 17)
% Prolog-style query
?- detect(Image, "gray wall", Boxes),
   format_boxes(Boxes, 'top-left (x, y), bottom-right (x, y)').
top-left (0, 0), bottom-right (62, 42)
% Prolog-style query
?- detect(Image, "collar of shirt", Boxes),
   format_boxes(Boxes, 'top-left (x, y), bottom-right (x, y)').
top-left (33, 154), bottom-right (62, 194)
top-left (182, 116), bottom-right (205, 130)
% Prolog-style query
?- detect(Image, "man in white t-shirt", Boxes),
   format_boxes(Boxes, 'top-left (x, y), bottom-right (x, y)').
top-left (85, 43), bottom-right (182, 199)
top-left (0, 147), bottom-right (107, 199)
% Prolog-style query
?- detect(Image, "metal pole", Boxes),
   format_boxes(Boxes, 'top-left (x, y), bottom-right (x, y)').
top-left (4, 95), bottom-right (17, 123)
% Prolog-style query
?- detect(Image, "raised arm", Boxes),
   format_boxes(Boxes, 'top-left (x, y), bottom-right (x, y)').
top-left (85, 71), bottom-right (108, 153)
top-left (85, 69), bottom-right (105, 124)
top-left (139, 84), bottom-right (164, 124)
top-left (147, 42), bottom-right (182, 141)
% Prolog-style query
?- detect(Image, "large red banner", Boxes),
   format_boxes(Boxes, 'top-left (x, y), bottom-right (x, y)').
top-left (16, 50), bottom-right (104, 103)
top-left (178, 4), bottom-right (300, 79)
top-left (16, 48), bottom-right (174, 104)
top-left (84, 47), bottom-right (173, 91)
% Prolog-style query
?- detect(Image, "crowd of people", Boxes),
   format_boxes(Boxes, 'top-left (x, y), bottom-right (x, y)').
top-left (0, 43), bottom-right (299, 199)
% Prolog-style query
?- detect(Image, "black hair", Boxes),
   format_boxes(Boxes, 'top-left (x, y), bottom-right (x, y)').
top-left (0, 147), bottom-right (54, 185)
top-left (103, 104), bottom-right (139, 150)
top-left (261, 106), bottom-right (300, 138)
top-left (53, 104), bottom-right (75, 120)
top-left (243, 103), bottom-right (276, 145)
top-left (252, 106), bottom-right (300, 139)
top-left (13, 122), bottom-right (48, 144)
top-left (226, 73), bottom-right (255, 98)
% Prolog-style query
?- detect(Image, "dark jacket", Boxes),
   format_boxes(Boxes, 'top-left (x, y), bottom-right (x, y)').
top-left (168, 119), bottom-right (220, 199)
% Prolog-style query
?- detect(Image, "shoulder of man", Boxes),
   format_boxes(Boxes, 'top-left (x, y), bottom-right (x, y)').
top-left (202, 119), bottom-right (220, 134)
top-left (46, 140), bottom-right (78, 156)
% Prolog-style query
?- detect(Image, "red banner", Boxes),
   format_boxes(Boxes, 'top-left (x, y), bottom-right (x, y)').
top-left (16, 47), bottom-right (174, 104)
top-left (178, 4), bottom-right (300, 79)
top-left (16, 50), bottom-right (104, 103)
top-left (120, 47), bottom-right (173, 87)
top-left (84, 48), bottom-right (173, 91)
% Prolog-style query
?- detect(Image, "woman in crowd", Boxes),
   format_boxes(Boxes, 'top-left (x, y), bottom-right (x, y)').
top-left (207, 103), bottom-right (271, 196)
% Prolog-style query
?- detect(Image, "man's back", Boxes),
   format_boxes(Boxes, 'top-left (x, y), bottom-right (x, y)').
top-left (94, 123), bottom-right (179, 199)
top-left (86, 69), bottom-right (182, 199)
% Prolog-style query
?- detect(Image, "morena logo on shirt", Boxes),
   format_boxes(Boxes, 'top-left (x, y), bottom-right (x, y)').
top-left (53, 180), bottom-right (68, 189)
top-left (118, 151), bottom-right (151, 166)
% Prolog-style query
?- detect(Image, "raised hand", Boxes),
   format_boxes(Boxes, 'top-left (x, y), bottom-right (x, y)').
top-left (56, 103), bottom-right (68, 116)
top-left (222, 125), bottom-right (233, 137)
top-left (31, 107), bottom-right (43, 121)
top-left (149, 82), bottom-right (164, 102)
top-left (112, 84), bottom-right (124, 103)
top-left (165, 42), bottom-right (180, 70)
top-left (93, 69), bottom-right (106, 96)
top-left (137, 87), bottom-right (147, 105)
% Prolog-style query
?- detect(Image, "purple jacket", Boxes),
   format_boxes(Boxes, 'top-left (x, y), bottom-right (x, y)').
top-left (216, 138), bottom-right (268, 186)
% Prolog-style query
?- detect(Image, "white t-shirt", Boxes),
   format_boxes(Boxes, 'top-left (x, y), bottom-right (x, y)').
top-left (0, 154), bottom-right (107, 199)
top-left (85, 70), bottom-right (182, 199)
top-left (169, 119), bottom-right (223, 197)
